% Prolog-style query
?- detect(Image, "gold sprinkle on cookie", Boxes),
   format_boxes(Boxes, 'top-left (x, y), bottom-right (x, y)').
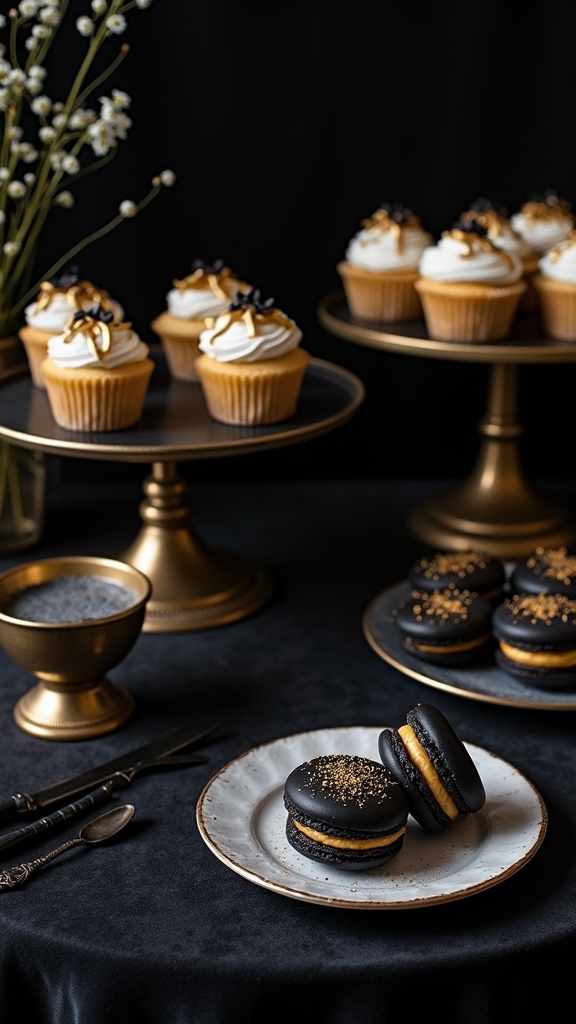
top-left (298, 755), bottom-right (397, 807)
top-left (525, 547), bottom-right (576, 586)
top-left (416, 551), bottom-right (490, 581)
top-left (506, 593), bottom-right (576, 624)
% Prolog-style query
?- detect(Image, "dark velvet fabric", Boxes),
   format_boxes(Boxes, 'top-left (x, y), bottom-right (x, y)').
top-left (0, 478), bottom-right (575, 1023)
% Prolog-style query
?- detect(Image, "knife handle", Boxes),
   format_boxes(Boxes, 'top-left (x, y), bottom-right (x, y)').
top-left (0, 780), bottom-right (116, 856)
top-left (0, 794), bottom-right (37, 824)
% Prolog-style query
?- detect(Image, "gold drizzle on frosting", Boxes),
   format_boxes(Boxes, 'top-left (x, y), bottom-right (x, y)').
top-left (526, 547), bottom-right (576, 585)
top-left (547, 229), bottom-right (576, 263)
top-left (204, 301), bottom-right (294, 341)
top-left (506, 593), bottom-right (576, 626)
top-left (417, 550), bottom-right (490, 581)
top-left (519, 196), bottom-right (573, 223)
top-left (461, 208), bottom-right (511, 238)
top-left (298, 755), bottom-right (397, 807)
top-left (61, 314), bottom-right (131, 361)
top-left (172, 265), bottom-right (243, 301)
top-left (444, 227), bottom-right (514, 270)
top-left (34, 280), bottom-right (112, 314)
top-left (360, 207), bottom-right (422, 254)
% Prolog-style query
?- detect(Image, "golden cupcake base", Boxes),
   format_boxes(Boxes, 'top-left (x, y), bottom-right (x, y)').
top-left (318, 292), bottom-right (576, 559)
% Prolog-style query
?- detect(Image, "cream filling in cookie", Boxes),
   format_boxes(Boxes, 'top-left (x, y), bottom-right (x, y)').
top-left (500, 641), bottom-right (576, 668)
top-left (292, 821), bottom-right (406, 850)
top-left (408, 633), bottom-right (490, 655)
top-left (397, 725), bottom-right (459, 821)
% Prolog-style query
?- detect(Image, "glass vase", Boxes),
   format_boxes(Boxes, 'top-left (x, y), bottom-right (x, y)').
top-left (0, 440), bottom-right (46, 554)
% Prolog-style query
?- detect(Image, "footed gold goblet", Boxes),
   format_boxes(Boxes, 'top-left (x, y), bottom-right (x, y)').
top-left (0, 555), bottom-right (151, 740)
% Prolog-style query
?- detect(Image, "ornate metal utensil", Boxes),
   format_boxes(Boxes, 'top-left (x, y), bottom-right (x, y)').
top-left (0, 804), bottom-right (135, 891)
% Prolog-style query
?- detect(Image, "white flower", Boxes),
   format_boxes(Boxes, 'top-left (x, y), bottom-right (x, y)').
top-left (0, 15), bottom-right (6, 28)
top-left (62, 153), bottom-right (79, 174)
top-left (28, 65), bottom-right (46, 81)
top-left (13, 142), bottom-right (38, 162)
top-left (50, 149), bottom-right (66, 169)
top-left (91, 0), bottom-right (107, 13)
top-left (0, 211), bottom-right (5, 225)
top-left (18, 0), bottom-right (39, 16)
top-left (52, 101), bottom-right (63, 112)
top-left (8, 68), bottom-right (26, 86)
top-left (7, 127), bottom-right (23, 140)
top-left (76, 15), bottom-right (94, 36)
top-left (111, 110), bottom-right (131, 139)
top-left (51, 112), bottom-right (67, 128)
top-left (24, 172), bottom-right (35, 185)
top-left (88, 119), bottom-right (115, 155)
top-left (112, 88), bottom-right (130, 110)
top-left (24, 36), bottom-right (35, 50)
top-left (136, 0), bottom-right (152, 7)
top-left (0, 167), bottom-right (9, 181)
top-left (26, 78), bottom-right (42, 95)
top-left (106, 13), bottom-right (126, 34)
top-left (3, 241), bottom-right (22, 257)
top-left (31, 24), bottom-right (51, 39)
top-left (31, 94), bottom-right (51, 115)
top-left (7, 180), bottom-right (26, 198)
top-left (159, 169), bottom-right (176, 187)
top-left (68, 107), bottom-right (96, 129)
top-left (54, 190), bottom-right (74, 208)
top-left (39, 6), bottom-right (60, 26)
top-left (119, 200), bottom-right (137, 217)
top-left (38, 125), bottom-right (56, 143)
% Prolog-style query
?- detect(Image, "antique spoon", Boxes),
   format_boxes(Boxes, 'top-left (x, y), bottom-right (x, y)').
top-left (0, 803), bottom-right (135, 891)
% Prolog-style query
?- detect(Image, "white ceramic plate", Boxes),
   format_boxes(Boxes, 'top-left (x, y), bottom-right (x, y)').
top-left (196, 726), bottom-right (547, 909)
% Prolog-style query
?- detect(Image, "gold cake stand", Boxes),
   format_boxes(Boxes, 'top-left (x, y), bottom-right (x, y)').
top-left (318, 291), bottom-right (576, 559)
top-left (0, 351), bottom-right (364, 632)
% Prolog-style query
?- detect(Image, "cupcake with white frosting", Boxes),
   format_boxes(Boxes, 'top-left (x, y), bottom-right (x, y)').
top-left (41, 305), bottom-right (154, 431)
top-left (195, 288), bottom-right (310, 425)
top-left (19, 265), bottom-right (124, 390)
top-left (150, 258), bottom-right (249, 382)
top-left (415, 220), bottom-right (526, 341)
top-left (510, 191), bottom-right (574, 311)
top-left (337, 202), bottom-right (433, 322)
top-left (533, 231), bottom-right (576, 340)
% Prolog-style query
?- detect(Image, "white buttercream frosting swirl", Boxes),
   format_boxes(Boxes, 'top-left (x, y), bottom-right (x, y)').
top-left (539, 236), bottom-right (576, 283)
top-left (48, 326), bottom-right (149, 369)
top-left (510, 209), bottom-right (573, 253)
top-left (419, 232), bottom-right (523, 284)
top-left (199, 314), bottom-right (302, 363)
top-left (166, 286), bottom-right (236, 320)
top-left (346, 224), bottom-right (433, 271)
top-left (25, 293), bottom-right (124, 332)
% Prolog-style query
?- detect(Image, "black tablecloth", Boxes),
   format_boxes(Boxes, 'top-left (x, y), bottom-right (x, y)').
top-left (0, 477), bottom-right (575, 1024)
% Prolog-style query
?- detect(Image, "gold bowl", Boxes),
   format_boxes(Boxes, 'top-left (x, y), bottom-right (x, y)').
top-left (0, 555), bottom-right (152, 741)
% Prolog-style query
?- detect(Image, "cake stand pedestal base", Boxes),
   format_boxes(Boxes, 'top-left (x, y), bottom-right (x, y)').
top-left (13, 677), bottom-right (135, 741)
top-left (121, 461), bottom-right (274, 633)
top-left (407, 364), bottom-right (576, 559)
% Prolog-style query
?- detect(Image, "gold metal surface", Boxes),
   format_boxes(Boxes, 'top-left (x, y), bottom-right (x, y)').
top-left (318, 292), bottom-right (576, 558)
top-left (121, 462), bottom-right (274, 632)
top-left (0, 556), bottom-right (151, 740)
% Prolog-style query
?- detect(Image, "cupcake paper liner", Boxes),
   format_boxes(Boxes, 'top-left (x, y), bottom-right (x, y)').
top-left (414, 278), bottom-right (526, 342)
top-left (19, 325), bottom-right (52, 389)
top-left (533, 274), bottom-right (576, 341)
top-left (195, 348), bottom-right (310, 425)
top-left (336, 261), bottom-right (422, 322)
top-left (41, 357), bottom-right (154, 432)
top-left (150, 312), bottom-right (204, 382)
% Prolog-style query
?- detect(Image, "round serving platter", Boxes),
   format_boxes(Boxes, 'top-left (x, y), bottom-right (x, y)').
top-left (196, 726), bottom-right (547, 909)
top-left (363, 579), bottom-right (576, 711)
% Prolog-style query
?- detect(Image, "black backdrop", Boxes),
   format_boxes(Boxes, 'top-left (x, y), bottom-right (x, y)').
top-left (16, 0), bottom-right (576, 483)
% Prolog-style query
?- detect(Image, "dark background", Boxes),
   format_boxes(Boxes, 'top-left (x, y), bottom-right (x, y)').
top-left (15, 0), bottom-right (576, 484)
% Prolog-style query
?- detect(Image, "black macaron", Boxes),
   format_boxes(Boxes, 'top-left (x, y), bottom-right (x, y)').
top-left (392, 587), bottom-right (493, 665)
top-left (510, 547), bottom-right (576, 600)
top-left (492, 592), bottom-right (576, 689)
top-left (283, 754), bottom-right (408, 870)
top-left (378, 703), bottom-right (486, 833)
top-left (409, 550), bottom-right (505, 604)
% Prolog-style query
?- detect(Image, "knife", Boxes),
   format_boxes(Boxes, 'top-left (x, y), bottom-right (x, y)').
top-left (0, 719), bottom-right (220, 825)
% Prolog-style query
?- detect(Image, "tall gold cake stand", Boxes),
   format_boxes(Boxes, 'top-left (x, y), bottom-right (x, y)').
top-left (318, 291), bottom-right (576, 559)
top-left (0, 351), bottom-right (364, 632)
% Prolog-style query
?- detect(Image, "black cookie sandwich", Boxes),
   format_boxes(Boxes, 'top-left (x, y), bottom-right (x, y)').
top-left (378, 703), bottom-right (486, 833)
top-left (409, 550), bottom-right (505, 604)
top-left (283, 754), bottom-right (408, 870)
top-left (510, 547), bottom-right (576, 600)
top-left (492, 592), bottom-right (576, 689)
top-left (391, 587), bottom-right (493, 665)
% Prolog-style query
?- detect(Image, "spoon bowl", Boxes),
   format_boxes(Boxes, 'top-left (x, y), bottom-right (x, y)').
top-left (80, 803), bottom-right (135, 844)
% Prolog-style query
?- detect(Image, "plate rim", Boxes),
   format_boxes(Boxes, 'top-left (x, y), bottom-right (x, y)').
top-left (196, 725), bottom-right (548, 910)
top-left (363, 579), bottom-right (576, 711)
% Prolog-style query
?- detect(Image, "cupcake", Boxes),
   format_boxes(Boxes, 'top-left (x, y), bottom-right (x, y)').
top-left (150, 258), bottom-right (249, 382)
top-left (19, 265), bottom-right (124, 390)
top-left (415, 220), bottom-right (526, 341)
top-left (195, 288), bottom-right (310, 425)
top-left (460, 197), bottom-right (537, 312)
top-left (533, 231), bottom-right (576, 340)
top-left (510, 190), bottom-right (574, 311)
top-left (337, 201), bottom-right (433, 322)
top-left (41, 305), bottom-right (154, 432)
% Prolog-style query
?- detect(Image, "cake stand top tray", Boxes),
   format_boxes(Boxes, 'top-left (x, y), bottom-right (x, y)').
top-left (0, 351), bottom-right (364, 463)
top-left (317, 291), bottom-right (576, 364)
